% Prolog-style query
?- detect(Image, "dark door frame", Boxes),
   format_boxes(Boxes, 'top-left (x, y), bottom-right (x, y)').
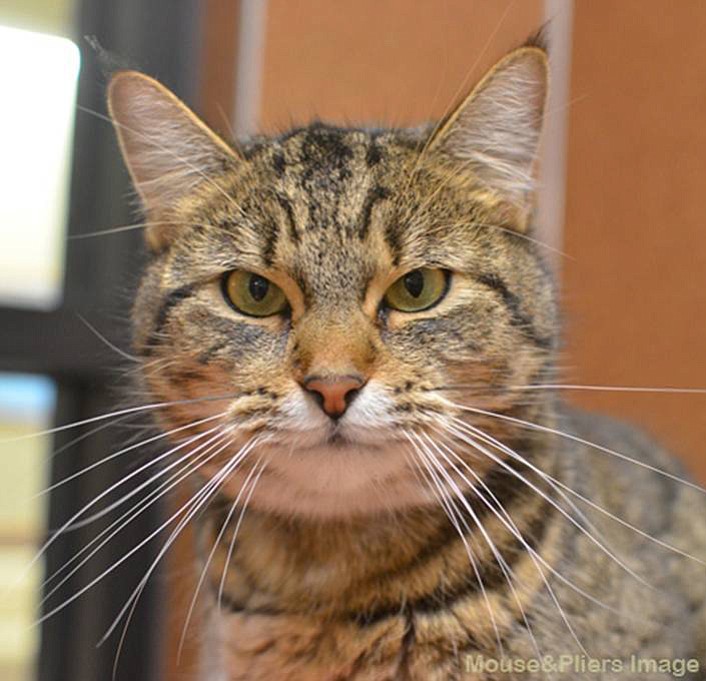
top-left (0, 2), bottom-right (203, 679)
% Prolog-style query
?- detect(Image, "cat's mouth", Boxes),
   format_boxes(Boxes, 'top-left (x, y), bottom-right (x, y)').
top-left (263, 420), bottom-right (391, 453)
top-left (298, 426), bottom-right (378, 450)
top-left (326, 429), bottom-right (347, 446)
top-left (322, 428), bottom-right (381, 450)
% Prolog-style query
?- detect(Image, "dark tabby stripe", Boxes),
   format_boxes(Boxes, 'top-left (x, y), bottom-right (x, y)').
top-left (358, 185), bottom-right (390, 239)
top-left (476, 273), bottom-right (552, 349)
top-left (145, 284), bottom-right (194, 352)
top-left (214, 461), bottom-right (550, 624)
top-left (275, 193), bottom-right (299, 243)
top-left (351, 492), bottom-right (553, 627)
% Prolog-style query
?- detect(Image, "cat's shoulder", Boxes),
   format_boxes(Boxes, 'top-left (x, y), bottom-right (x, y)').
top-left (558, 402), bottom-right (690, 478)
top-left (558, 403), bottom-right (706, 539)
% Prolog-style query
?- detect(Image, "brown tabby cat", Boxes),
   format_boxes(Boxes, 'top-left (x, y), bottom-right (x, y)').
top-left (106, 37), bottom-right (706, 680)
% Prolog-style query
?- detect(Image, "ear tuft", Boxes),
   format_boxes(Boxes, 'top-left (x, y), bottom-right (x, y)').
top-left (107, 71), bottom-right (238, 249)
top-left (523, 23), bottom-right (550, 52)
top-left (429, 47), bottom-right (548, 214)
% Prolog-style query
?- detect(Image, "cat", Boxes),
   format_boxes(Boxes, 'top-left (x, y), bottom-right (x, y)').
top-left (105, 35), bottom-right (706, 680)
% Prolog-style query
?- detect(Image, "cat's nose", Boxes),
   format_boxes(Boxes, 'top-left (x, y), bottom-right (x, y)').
top-left (302, 374), bottom-right (365, 419)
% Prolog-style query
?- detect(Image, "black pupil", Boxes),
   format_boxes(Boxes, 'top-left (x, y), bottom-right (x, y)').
top-left (249, 275), bottom-right (269, 302)
top-left (403, 270), bottom-right (425, 298)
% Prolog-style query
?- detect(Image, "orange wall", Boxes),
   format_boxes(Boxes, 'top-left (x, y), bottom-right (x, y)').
top-left (260, 0), bottom-right (543, 130)
top-left (562, 0), bottom-right (706, 482)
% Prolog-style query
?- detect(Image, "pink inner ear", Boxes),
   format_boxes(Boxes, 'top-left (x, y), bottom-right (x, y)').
top-left (433, 48), bottom-right (548, 208)
top-left (107, 71), bottom-right (237, 229)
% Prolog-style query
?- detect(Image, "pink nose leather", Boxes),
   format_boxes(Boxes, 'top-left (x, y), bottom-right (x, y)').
top-left (303, 376), bottom-right (364, 418)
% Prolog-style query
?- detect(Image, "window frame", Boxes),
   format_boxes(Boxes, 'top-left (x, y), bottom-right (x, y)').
top-left (0, 1), bottom-right (204, 679)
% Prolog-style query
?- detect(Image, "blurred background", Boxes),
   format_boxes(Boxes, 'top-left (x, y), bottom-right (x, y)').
top-left (0, 1), bottom-right (704, 680)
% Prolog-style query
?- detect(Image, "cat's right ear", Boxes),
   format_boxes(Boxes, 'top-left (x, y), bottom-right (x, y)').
top-left (107, 71), bottom-right (238, 251)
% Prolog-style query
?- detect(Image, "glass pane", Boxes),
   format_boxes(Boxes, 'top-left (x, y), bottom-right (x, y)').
top-left (0, 18), bottom-right (79, 309)
top-left (0, 374), bottom-right (56, 681)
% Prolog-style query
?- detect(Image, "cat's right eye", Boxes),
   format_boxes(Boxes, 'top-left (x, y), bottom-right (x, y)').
top-left (222, 271), bottom-right (288, 317)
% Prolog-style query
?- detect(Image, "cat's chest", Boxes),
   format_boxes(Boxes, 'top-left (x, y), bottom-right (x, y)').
top-left (208, 609), bottom-right (407, 681)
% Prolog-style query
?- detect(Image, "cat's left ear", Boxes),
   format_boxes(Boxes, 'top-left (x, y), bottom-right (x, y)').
top-left (428, 45), bottom-right (548, 225)
top-left (107, 71), bottom-right (239, 250)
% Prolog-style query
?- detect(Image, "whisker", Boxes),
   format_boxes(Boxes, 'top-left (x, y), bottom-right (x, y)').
top-left (39, 426), bottom-right (233, 598)
top-left (428, 422), bottom-right (628, 605)
top-left (50, 426), bottom-right (224, 536)
top-left (420, 430), bottom-right (569, 658)
top-left (2, 392), bottom-right (241, 443)
top-left (37, 433), bottom-right (237, 627)
top-left (450, 402), bottom-right (706, 495)
top-left (445, 419), bottom-right (650, 589)
top-left (414, 432), bottom-right (560, 656)
top-left (438, 422), bottom-right (655, 634)
top-left (76, 314), bottom-right (138, 363)
top-left (416, 436), bottom-right (541, 657)
top-left (99, 433), bottom-right (246, 645)
top-left (403, 433), bottom-right (505, 655)
top-left (38, 413), bottom-right (224, 497)
top-left (519, 383), bottom-right (706, 395)
top-left (68, 220), bottom-right (213, 240)
top-left (26, 420), bottom-right (228, 590)
top-left (180, 443), bottom-right (263, 658)
top-left (433, 425), bottom-right (614, 557)
top-left (435, 383), bottom-right (706, 395)
top-left (215, 457), bottom-right (268, 609)
top-left (110, 443), bottom-right (257, 680)
top-left (47, 412), bottom-right (135, 460)
top-left (449, 418), bottom-right (706, 569)
top-left (420, 428), bottom-right (591, 654)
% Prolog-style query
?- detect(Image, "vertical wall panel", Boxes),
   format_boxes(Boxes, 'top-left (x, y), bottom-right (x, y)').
top-left (562, 0), bottom-right (706, 481)
top-left (261, 0), bottom-right (544, 130)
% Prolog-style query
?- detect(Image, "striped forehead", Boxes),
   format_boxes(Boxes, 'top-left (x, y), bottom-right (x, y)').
top-left (269, 125), bottom-right (387, 233)
top-left (253, 125), bottom-right (397, 300)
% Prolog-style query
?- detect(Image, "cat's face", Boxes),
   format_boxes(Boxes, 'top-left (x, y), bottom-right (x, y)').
top-left (110, 46), bottom-right (555, 517)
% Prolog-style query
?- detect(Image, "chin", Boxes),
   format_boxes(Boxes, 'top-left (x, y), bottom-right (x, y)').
top-left (222, 436), bottom-right (434, 519)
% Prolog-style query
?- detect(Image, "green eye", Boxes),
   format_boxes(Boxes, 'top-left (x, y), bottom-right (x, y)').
top-left (222, 271), bottom-right (288, 317)
top-left (383, 268), bottom-right (448, 312)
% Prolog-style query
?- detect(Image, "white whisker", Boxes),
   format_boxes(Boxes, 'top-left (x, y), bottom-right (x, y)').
top-left (37, 433), bottom-right (237, 628)
top-left (215, 457), bottom-right (268, 608)
top-left (40, 427), bottom-right (236, 598)
top-left (403, 432), bottom-right (505, 655)
top-left (76, 314), bottom-right (138, 362)
top-left (26, 420), bottom-right (228, 592)
top-left (445, 419), bottom-right (650, 589)
top-left (419, 428), bottom-right (588, 654)
top-left (2, 393), bottom-right (240, 443)
top-left (512, 383), bottom-right (706, 395)
top-left (418, 430), bottom-right (549, 657)
top-left (180, 443), bottom-right (263, 659)
top-left (38, 412), bottom-right (224, 497)
top-left (451, 402), bottom-right (706, 496)
top-left (100, 434), bottom-right (246, 644)
top-left (450, 418), bottom-right (706, 569)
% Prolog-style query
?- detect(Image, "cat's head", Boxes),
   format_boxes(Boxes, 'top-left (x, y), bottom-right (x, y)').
top-left (108, 43), bottom-right (556, 517)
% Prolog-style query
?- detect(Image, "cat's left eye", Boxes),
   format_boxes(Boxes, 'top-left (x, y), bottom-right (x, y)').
top-left (383, 268), bottom-right (449, 313)
top-left (222, 271), bottom-right (288, 317)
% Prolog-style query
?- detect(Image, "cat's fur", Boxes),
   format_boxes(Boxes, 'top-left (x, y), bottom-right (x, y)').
top-left (107, 39), bottom-right (706, 680)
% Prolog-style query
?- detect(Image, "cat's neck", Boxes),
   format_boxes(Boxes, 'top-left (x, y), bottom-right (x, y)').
top-left (200, 406), bottom-right (561, 619)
